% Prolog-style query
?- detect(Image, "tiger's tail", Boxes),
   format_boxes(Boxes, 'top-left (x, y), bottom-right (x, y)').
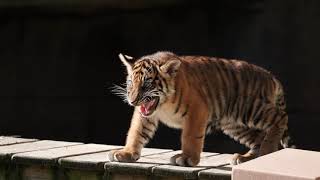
top-left (281, 129), bottom-right (296, 148)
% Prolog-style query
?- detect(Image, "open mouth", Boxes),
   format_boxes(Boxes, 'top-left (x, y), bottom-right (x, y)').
top-left (139, 97), bottom-right (159, 117)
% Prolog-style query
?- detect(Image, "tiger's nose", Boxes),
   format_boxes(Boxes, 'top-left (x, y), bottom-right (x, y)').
top-left (129, 99), bottom-right (139, 106)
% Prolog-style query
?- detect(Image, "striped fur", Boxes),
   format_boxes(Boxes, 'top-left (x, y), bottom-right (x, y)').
top-left (109, 51), bottom-right (291, 166)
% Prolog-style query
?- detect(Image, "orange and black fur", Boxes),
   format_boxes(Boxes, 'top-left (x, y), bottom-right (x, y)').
top-left (109, 51), bottom-right (292, 166)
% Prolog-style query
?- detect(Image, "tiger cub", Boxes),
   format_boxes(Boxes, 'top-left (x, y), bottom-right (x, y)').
top-left (109, 51), bottom-right (291, 166)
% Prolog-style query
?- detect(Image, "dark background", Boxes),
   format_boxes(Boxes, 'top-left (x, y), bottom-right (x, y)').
top-left (0, 0), bottom-right (319, 154)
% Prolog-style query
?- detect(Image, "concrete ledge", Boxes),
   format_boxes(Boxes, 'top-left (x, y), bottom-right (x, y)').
top-left (0, 136), bottom-right (232, 180)
top-left (232, 149), bottom-right (320, 180)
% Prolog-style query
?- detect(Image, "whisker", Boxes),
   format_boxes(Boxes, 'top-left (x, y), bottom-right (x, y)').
top-left (110, 84), bottom-right (129, 104)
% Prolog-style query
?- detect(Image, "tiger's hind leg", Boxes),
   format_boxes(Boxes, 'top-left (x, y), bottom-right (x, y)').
top-left (221, 124), bottom-right (265, 165)
top-left (253, 106), bottom-right (288, 156)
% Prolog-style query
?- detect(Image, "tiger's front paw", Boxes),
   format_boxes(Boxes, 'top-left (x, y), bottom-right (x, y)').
top-left (108, 149), bottom-right (140, 162)
top-left (170, 153), bottom-right (200, 167)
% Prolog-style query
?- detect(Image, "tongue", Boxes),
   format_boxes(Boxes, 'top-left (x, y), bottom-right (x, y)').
top-left (140, 106), bottom-right (147, 115)
top-left (140, 99), bottom-right (155, 115)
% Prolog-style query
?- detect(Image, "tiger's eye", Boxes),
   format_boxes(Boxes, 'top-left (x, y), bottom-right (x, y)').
top-left (145, 77), bottom-right (153, 84)
top-left (127, 79), bottom-right (132, 87)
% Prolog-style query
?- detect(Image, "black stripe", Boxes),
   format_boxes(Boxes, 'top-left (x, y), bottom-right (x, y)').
top-left (138, 139), bottom-right (144, 145)
top-left (215, 60), bottom-right (228, 115)
top-left (229, 95), bottom-right (238, 117)
top-left (237, 129), bottom-right (252, 141)
top-left (210, 60), bottom-right (223, 114)
top-left (248, 66), bottom-right (257, 96)
top-left (239, 97), bottom-right (248, 124)
top-left (235, 98), bottom-right (242, 122)
top-left (199, 62), bottom-right (212, 106)
top-left (145, 119), bottom-right (157, 128)
top-left (271, 111), bottom-right (287, 129)
top-left (245, 98), bottom-right (255, 124)
top-left (247, 130), bottom-right (263, 150)
top-left (241, 65), bottom-right (250, 95)
top-left (253, 106), bottom-right (271, 126)
top-left (226, 96), bottom-right (233, 117)
top-left (241, 101), bottom-right (248, 124)
top-left (181, 104), bottom-right (189, 117)
top-left (158, 75), bottom-right (168, 91)
top-left (174, 90), bottom-right (182, 114)
top-left (251, 70), bottom-right (260, 97)
top-left (140, 61), bottom-right (147, 69)
top-left (218, 60), bottom-right (230, 96)
top-left (142, 131), bottom-right (152, 140)
top-left (280, 112), bottom-right (288, 121)
top-left (139, 131), bottom-right (151, 141)
top-left (142, 124), bottom-right (153, 134)
top-left (264, 110), bottom-right (278, 130)
top-left (155, 76), bottom-right (163, 91)
top-left (230, 62), bottom-right (239, 94)
top-left (189, 63), bottom-right (207, 103)
top-left (138, 132), bottom-right (149, 141)
top-left (251, 105), bottom-right (263, 125)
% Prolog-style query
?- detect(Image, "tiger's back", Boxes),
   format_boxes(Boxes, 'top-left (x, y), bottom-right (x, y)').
top-left (177, 56), bottom-right (285, 126)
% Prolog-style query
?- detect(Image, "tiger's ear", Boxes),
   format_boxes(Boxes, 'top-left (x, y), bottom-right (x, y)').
top-left (118, 53), bottom-right (134, 74)
top-left (160, 60), bottom-right (181, 77)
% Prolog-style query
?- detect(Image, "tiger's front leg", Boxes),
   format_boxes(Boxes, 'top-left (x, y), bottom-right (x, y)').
top-left (170, 103), bottom-right (209, 167)
top-left (108, 108), bottom-right (159, 162)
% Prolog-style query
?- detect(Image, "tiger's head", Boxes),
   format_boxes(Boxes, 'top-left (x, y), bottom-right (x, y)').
top-left (115, 52), bottom-right (181, 117)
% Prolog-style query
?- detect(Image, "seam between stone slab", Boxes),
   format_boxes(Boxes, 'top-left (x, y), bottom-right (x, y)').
top-left (0, 137), bottom-right (38, 146)
top-left (9, 142), bottom-right (83, 156)
top-left (59, 148), bottom-right (173, 172)
top-left (54, 150), bottom-right (115, 166)
top-left (12, 144), bottom-right (122, 166)
top-left (194, 155), bottom-right (232, 179)
top-left (11, 144), bottom-right (88, 166)
top-left (0, 140), bottom-right (38, 147)
top-left (150, 153), bottom-right (232, 179)
top-left (58, 147), bottom-right (123, 170)
top-left (0, 141), bottom-right (83, 162)
top-left (140, 149), bottom-right (175, 158)
top-left (104, 150), bottom-right (176, 175)
top-left (104, 151), bottom-right (219, 178)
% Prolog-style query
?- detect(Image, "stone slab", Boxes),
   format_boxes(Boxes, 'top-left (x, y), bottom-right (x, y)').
top-left (0, 136), bottom-right (233, 180)
top-left (12, 144), bottom-right (118, 166)
top-left (59, 145), bottom-right (122, 170)
top-left (105, 150), bottom-right (219, 178)
top-left (61, 147), bottom-right (171, 171)
top-left (232, 148), bottom-right (320, 180)
top-left (104, 148), bottom-right (174, 176)
top-left (152, 153), bottom-right (232, 179)
top-left (0, 140), bottom-right (82, 162)
top-left (0, 136), bottom-right (37, 146)
top-left (139, 150), bottom-right (218, 164)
